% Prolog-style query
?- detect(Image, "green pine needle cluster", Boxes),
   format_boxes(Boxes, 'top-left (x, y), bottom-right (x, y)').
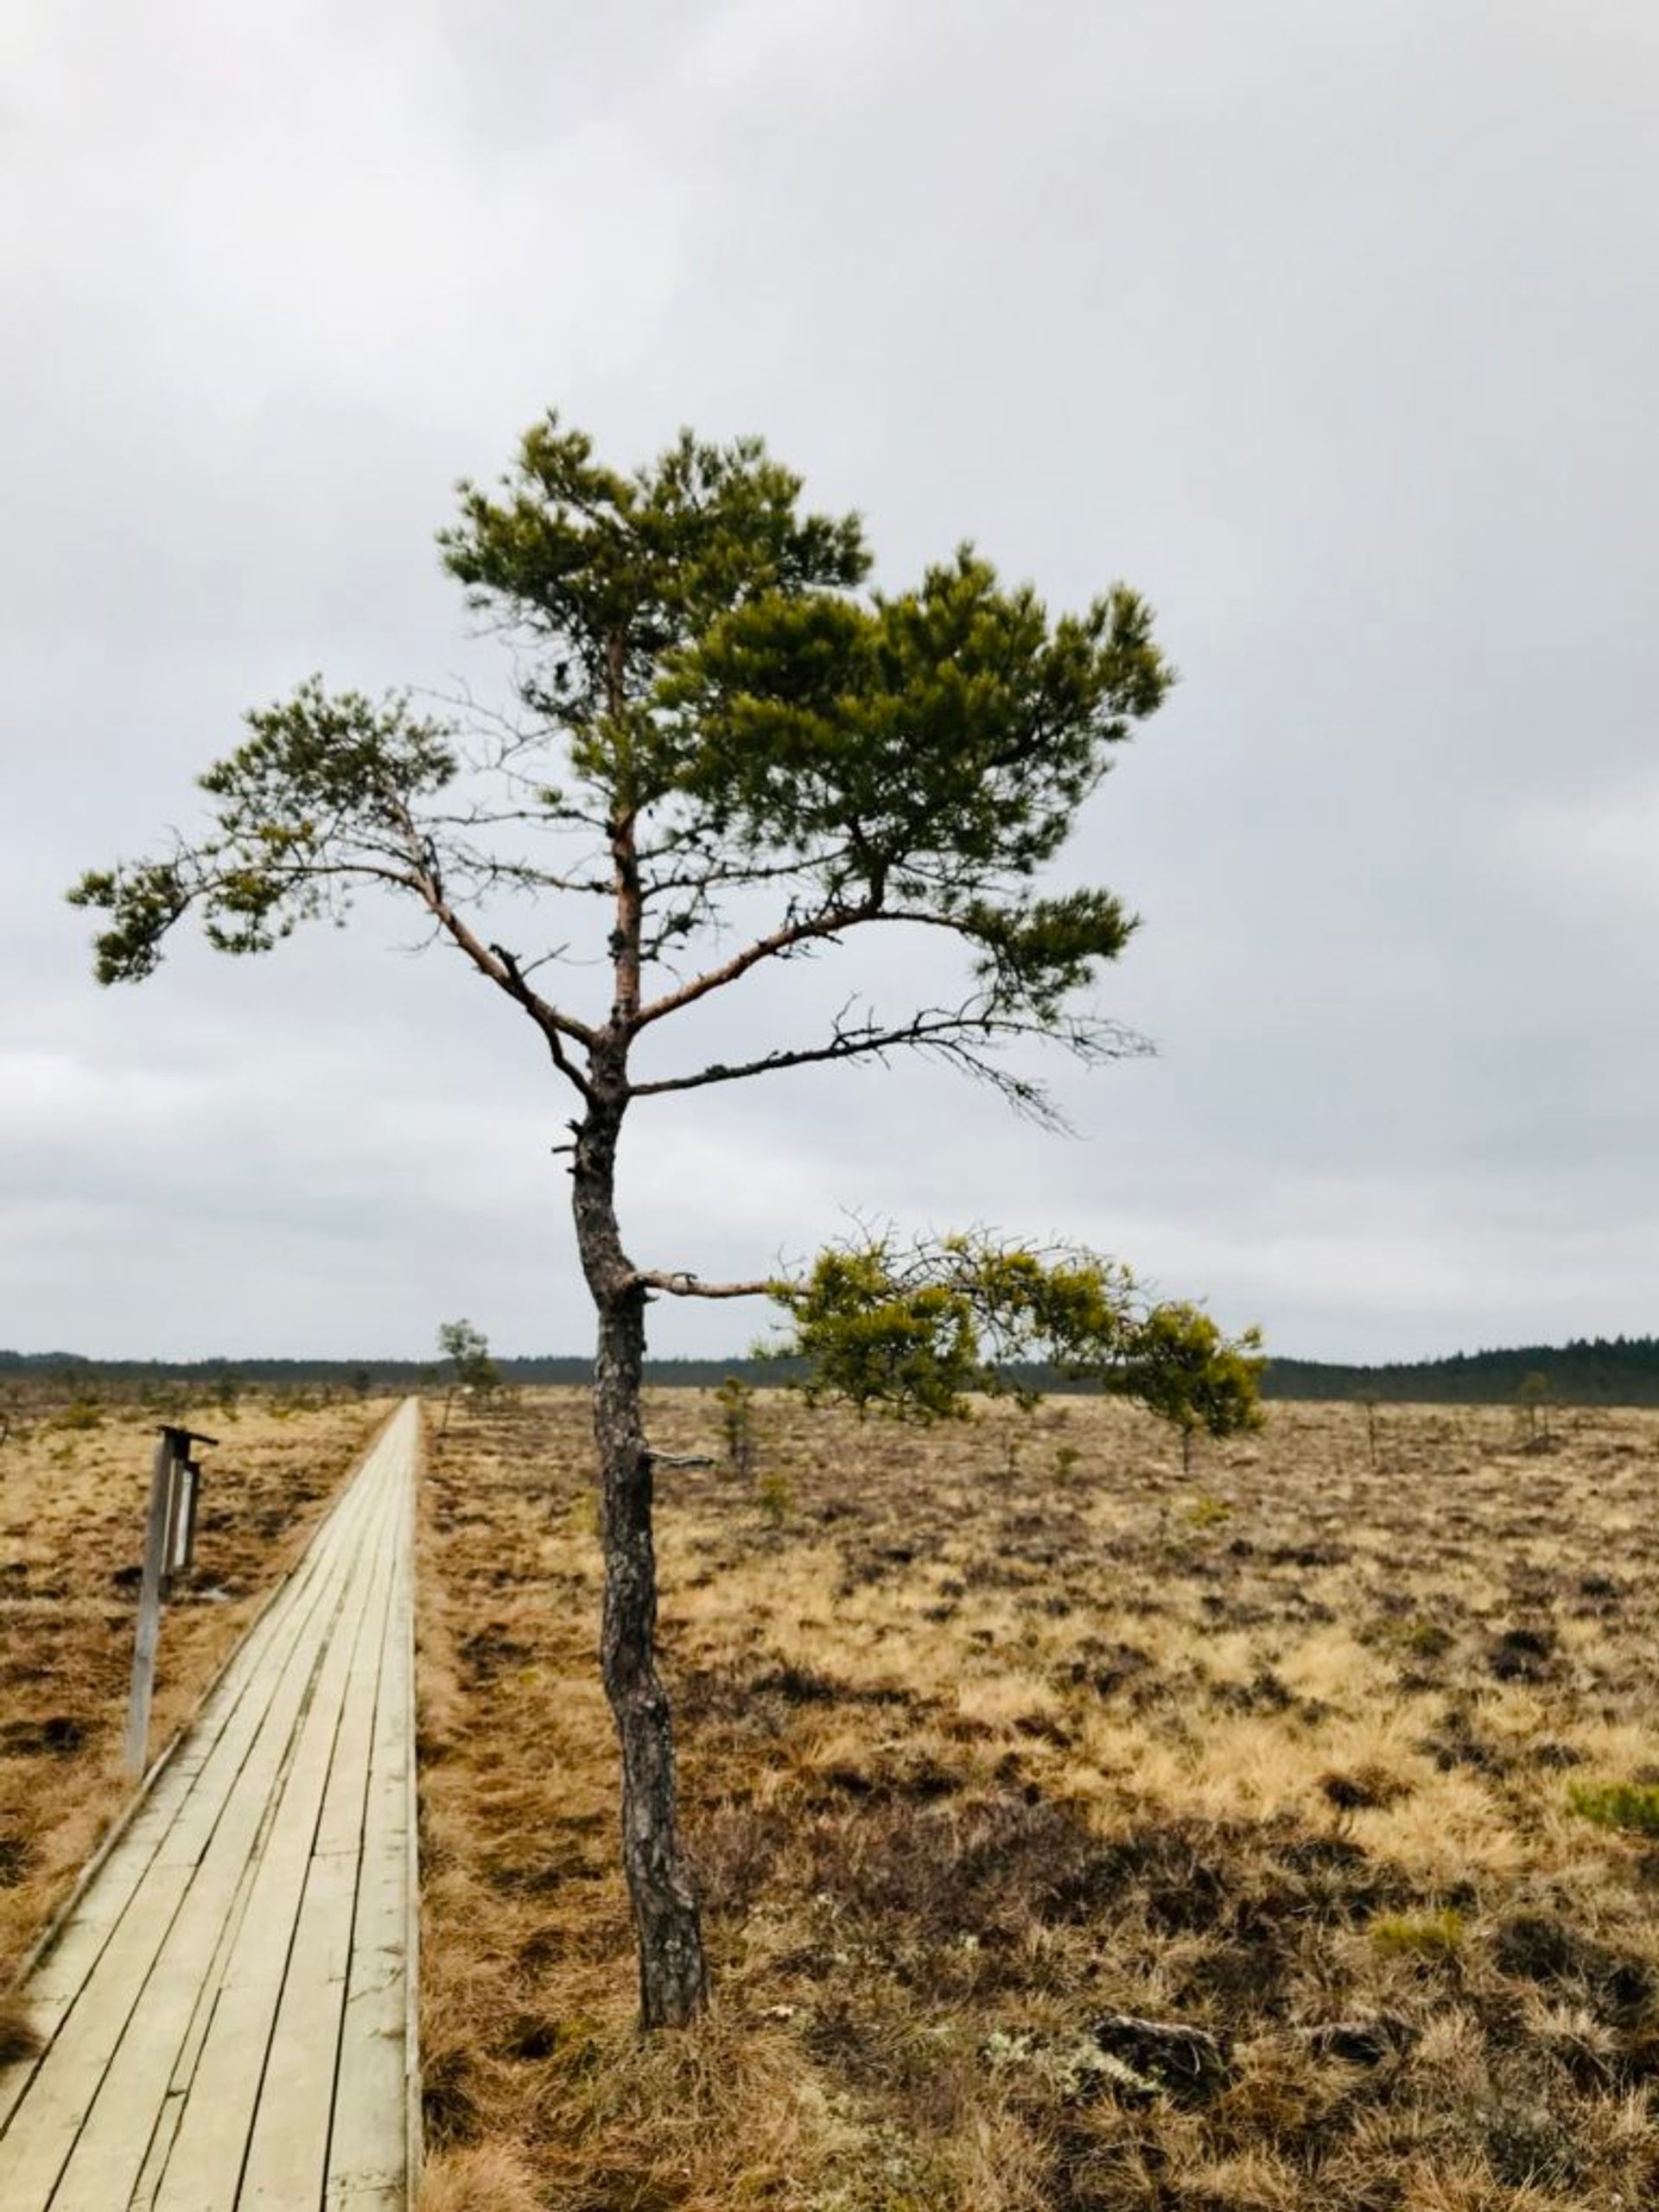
top-left (772, 1230), bottom-right (1263, 1440)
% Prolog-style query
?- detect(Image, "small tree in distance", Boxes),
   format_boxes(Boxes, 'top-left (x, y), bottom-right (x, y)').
top-left (1098, 1287), bottom-right (1262, 1477)
top-left (713, 1375), bottom-right (758, 1478)
top-left (71, 415), bottom-right (1263, 2025)
top-left (1516, 1370), bottom-right (1554, 1447)
top-left (436, 1318), bottom-right (498, 1433)
top-left (1357, 1389), bottom-right (1382, 1471)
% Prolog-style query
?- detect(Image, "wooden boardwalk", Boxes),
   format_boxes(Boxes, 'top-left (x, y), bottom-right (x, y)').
top-left (0, 1398), bottom-right (422, 2212)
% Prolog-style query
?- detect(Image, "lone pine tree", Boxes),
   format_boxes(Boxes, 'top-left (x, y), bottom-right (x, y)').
top-left (73, 416), bottom-right (1262, 2025)
top-left (436, 1317), bottom-right (498, 1434)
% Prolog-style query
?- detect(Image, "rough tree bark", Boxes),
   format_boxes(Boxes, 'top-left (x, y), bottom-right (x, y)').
top-left (572, 1090), bottom-right (709, 2025)
top-left (566, 785), bottom-right (710, 2026)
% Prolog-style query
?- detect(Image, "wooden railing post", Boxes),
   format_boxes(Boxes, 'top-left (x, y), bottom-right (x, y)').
top-left (124, 1424), bottom-right (218, 1778)
top-left (124, 1431), bottom-right (178, 1777)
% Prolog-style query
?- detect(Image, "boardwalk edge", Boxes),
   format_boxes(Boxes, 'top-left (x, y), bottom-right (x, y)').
top-left (405, 1397), bottom-right (425, 2204)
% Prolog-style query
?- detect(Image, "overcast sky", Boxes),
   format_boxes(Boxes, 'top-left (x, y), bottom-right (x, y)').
top-left (3, 1), bottom-right (1656, 1364)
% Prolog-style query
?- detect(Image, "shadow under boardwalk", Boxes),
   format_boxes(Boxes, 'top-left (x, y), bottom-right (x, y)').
top-left (0, 1397), bottom-right (423, 2211)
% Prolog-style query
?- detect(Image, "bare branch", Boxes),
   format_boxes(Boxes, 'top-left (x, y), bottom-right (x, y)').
top-left (487, 942), bottom-right (594, 1097)
top-left (364, 789), bottom-right (589, 1058)
top-left (631, 1269), bottom-right (785, 1300)
top-left (632, 893), bottom-right (1027, 1029)
top-left (632, 898), bottom-right (875, 1028)
top-left (629, 1001), bottom-right (1151, 1128)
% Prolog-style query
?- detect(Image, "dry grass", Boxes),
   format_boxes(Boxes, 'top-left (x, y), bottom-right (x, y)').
top-left (418, 1389), bottom-right (1659, 2209)
top-left (0, 1380), bottom-right (392, 1984)
top-left (0, 1990), bottom-right (41, 2065)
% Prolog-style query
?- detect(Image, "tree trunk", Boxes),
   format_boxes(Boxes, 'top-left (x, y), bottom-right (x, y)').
top-left (572, 1093), bottom-right (709, 2027)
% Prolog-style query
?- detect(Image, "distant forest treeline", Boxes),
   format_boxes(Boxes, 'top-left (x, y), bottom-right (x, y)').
top-left (4, 1336), bottom-right (1659, 1405)
top-left (1261, 1337), bottom-right (1659, 1406)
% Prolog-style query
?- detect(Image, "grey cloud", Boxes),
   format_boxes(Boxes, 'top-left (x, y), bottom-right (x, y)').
top-left (3, 0), bottom-right (1656, 1362)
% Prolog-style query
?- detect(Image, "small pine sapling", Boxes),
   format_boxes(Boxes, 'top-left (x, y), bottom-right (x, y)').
top-left (437, 1318), bottom-right (498, 1435)
top-left (713, 1375), bottom-right (758, 1478)
top-left (1516, 1371), bottom-right (1554, 1448)
top-left (1357, 1391), bottom-right (1381, 1471)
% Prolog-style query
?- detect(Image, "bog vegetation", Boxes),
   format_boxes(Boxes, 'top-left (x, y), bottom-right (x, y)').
top-left (417, 1386), bottom-right (1659, 2212)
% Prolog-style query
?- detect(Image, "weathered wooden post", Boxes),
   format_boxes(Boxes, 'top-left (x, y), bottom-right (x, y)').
top-left (124, 1424), bottom-right (216, 1777)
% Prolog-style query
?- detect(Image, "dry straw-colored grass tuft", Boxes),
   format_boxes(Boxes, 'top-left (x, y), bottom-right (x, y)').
top-left (0, 1991), bottom-right (41, 2065)
top-left (419, 2141), bottom-right (547, 2212)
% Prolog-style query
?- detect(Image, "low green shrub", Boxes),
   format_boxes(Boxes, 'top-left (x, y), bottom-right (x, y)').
top-left (1567, 1781), bottom-right (1659, 1837)
top-left (1372, 1908), bottom-right (1466, 1960)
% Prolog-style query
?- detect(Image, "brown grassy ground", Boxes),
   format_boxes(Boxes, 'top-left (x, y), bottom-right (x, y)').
top-left (0, 1382), bottom-right (392, 1987)
top-left (418, 1389), bottom-right (1659, 2211)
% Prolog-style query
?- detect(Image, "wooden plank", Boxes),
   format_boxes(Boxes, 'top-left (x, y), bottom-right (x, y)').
top-left (313, 1495), bottom-right (399, 1862)
top-left (238, 1500), bottom-right (401, 2208)
top-left (128, 2088), bottom-right (186, 2212)
top-left (148, 1455), bottom-right (385, 1872)
top-left (150, 1449), bottom-right (405, 2211)
top-left (0, 1760), bottom-right (210, 2139)
top-left (125, 1763), bottom-right (280, 2212)
top-left (0, 1860), bottom-right (194, 2209)
top-left (327, 1432), bottom-right (417, 2212)
top-left (236, 1853), bottom-right (359, 2207)
top-left (401, 1409), bottom-right (424, 2204)
top-left (132, 1456), bottom-right (402, 2212)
